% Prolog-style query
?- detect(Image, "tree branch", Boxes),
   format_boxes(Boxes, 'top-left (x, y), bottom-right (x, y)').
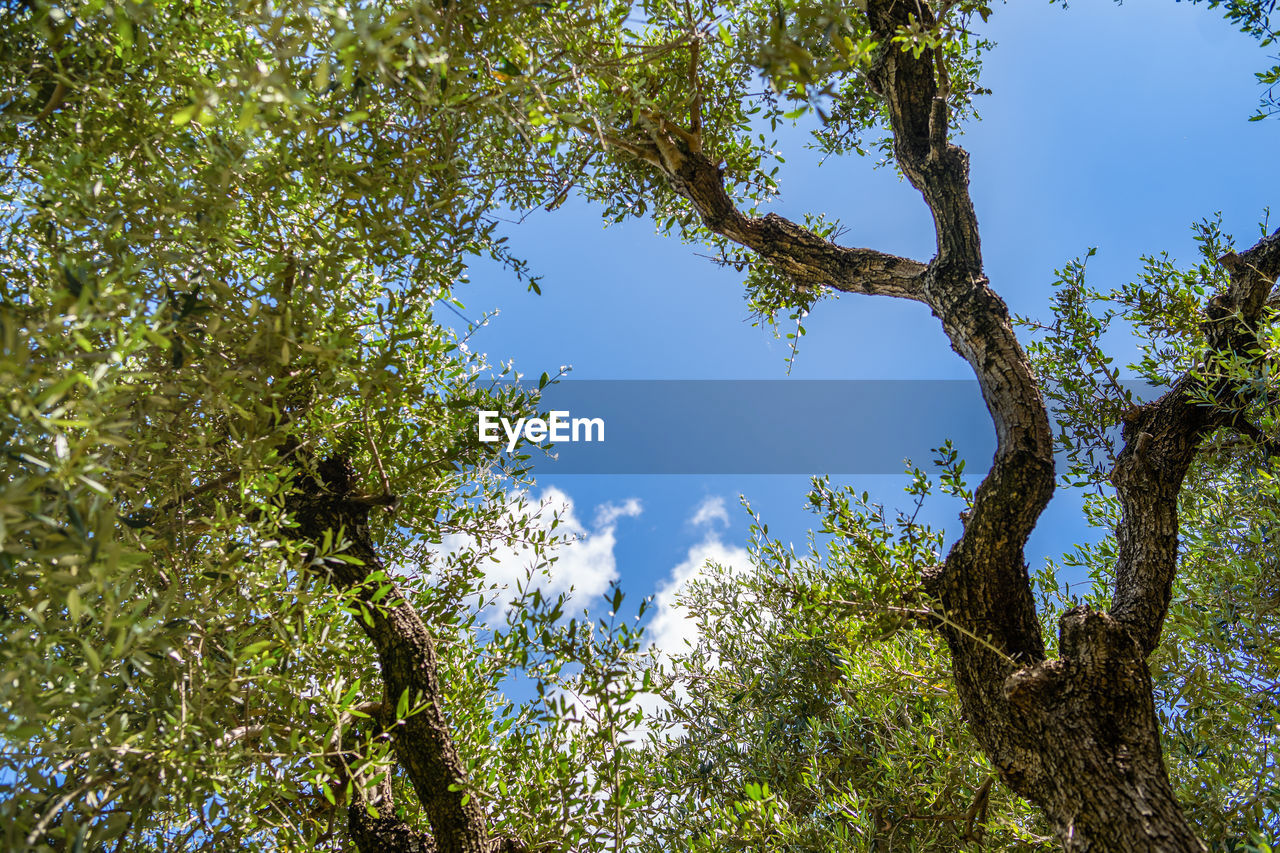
top-left (1110, 225), bottom-right (1280, 655)
top-left (594, 0), bottom-right (1054, 674)
top-left (590, 122), bottom-right (929, 301)
top-left (339, 732), bottom-right (439, 853)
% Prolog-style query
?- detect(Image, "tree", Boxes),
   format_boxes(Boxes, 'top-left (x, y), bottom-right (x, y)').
top-left (512, 0), bottom-right (1280, 849)
top-left (1, 1), bottom-right (657, 851)
top-left (6, 0), bottom-right (1280, 852)
top-left (1025, 224), bottom-right (1280, 850)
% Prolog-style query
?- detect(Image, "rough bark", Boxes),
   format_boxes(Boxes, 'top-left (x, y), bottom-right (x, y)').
top-left (346, 759), bottom-right (439, 853)
top-left (288, 455), bottom-right (526, 853)
top-left (596, 1), bottom-right (1280, 848)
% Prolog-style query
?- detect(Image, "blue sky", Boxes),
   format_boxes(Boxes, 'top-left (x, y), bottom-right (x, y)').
top-left (446, 0), bottom-right (1279, 649)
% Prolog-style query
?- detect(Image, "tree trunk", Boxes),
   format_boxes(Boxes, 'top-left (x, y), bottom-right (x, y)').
top-left (288, 453), bottom-right (523, 853)
top-left (962, 608), bottom-right (1204, 851)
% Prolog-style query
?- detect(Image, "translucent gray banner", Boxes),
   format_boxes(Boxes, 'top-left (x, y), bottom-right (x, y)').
top-left (473, 380), bottom-right (1000, 475)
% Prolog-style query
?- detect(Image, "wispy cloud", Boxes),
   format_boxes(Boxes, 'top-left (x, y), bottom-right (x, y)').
top-left (596, 497), bottom-right (643, 528)
top-left (688, 495), bottom-right (730, 529)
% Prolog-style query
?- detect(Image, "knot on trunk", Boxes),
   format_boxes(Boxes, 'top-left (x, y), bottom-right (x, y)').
top-left (1003, 659), bottom-right (1067, 711)
top-left (283, 452), bottom-right (397, 586)
top-left (1059, 605), bottom-right (1141, 663)
top-left (317, 453), bottom-right (358, 496)
top-left (1003, 607), bottom-right (1146, 713)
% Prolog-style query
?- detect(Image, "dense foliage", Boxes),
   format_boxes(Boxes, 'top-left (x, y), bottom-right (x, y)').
top-left (0, 0), bottom-right (652, 848)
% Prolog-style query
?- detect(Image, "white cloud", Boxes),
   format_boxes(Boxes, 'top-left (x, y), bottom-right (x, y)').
top-left (689, 495), bottom-right (730, 529)
top-left (646, 538), bottom-right (752, 659)
top-left (437, 487), bottom-right (640, 621)
top-left (647, 499), bottom-right (752, 661)
top-left (596, 497), bottom-right (643, 528)
top-left (632, 503), bottom-right (753, 733)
